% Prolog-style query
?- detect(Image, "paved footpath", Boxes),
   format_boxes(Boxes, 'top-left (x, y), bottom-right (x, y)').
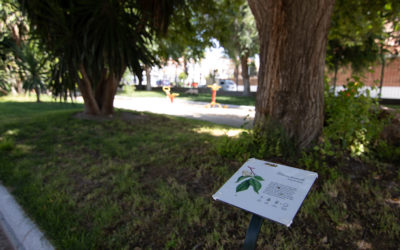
top-left (113, 96), bottom-right (255, 128)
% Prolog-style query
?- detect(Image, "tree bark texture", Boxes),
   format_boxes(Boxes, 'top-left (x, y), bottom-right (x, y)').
top-left (78, 65), bottom-right (122, 115)
top-left (248, 0), bottom-right (335, 148)
top-left (241, 51), bottom-right (250, 96)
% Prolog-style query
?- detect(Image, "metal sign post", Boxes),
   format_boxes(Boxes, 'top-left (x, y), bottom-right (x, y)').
top-left (243, 214), bottom-right (264, 250)
top-left (213, 158), bottom-right (318, 249)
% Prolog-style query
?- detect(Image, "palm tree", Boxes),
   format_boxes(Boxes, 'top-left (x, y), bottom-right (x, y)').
top-left (18, 0), bottom-right (182, 115)
top-left (14, 41), bottom-right (48, 102)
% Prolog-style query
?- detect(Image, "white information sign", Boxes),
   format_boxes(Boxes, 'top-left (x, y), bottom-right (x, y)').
top-left (212, 158), bottom-right (318, 227)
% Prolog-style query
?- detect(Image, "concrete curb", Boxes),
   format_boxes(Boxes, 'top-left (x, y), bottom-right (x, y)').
top-left (0, 184), bottom-right (54, 250)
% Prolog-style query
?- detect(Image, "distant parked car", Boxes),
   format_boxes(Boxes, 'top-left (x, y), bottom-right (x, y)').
top-left (218, 79), bottom-right (237, 91)
top-left (156, 79), bottom-right (171, 86)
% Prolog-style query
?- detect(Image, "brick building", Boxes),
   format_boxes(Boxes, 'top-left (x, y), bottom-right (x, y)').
top-left (333, 56), bottom-right (400, 87)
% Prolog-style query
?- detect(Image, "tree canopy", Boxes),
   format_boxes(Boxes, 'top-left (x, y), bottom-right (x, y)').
top-left (208, 0), bottom-right (258, 95)
top-left (18, 0), bottom-right (183, 115)
top-left (327, 0), bottom-right (400, 75)
top-left (0, 0), bottom-right (29, 94)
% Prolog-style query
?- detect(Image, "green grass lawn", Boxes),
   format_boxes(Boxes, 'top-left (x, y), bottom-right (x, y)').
top-left (385, 104), bottom-right (400, 110)
top-left (0, 95), bottom-right (399, 249)
top-left (0, 95), bottom-right (83, 126)
top-left (119, 89), bottom-right (256, 106)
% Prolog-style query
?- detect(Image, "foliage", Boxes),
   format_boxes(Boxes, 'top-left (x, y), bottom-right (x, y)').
top-left (375, 141), bottom-right (400, 163)
top-left (155, 0), bottom-right (217, 63)
top-left (0, 52), bottom-right (13, 95)
top-left (217, 75), bottom-right (396, 169)
top-left (178, 72), bottom-right (188, 85)
top-left (327, 0), bottom-right (400, 72)
top-left (17, 0), bottom-right (184, 113)
top-left (322, 76), bottom-right (384, 158)
top-left (213, 0), bottom-right (258, 95)
top-left (215, 0), bottom-right (258, 62)
top-left (0, 0), bottom-right (28, 94)
top-left (217, 121), bottom-right (297, 163)
top-left (122, 85), bottom-right (136, 96)
top-left (11, 40), bottom-right (49, 101)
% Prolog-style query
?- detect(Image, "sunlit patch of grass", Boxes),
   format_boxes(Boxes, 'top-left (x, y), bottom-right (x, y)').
top-left (12, 144), bottom-right (34, 156)
top-left (4, 129), bottom-right (20, 136)
top-left (193, 126), bottom-right (244, 137)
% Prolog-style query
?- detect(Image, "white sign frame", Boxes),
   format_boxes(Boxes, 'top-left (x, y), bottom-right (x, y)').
top-left (212, 158), bottom-right (318, 227)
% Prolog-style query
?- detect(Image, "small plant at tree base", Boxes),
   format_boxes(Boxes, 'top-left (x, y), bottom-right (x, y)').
top-left (216, 118), bottom-right (297, 162)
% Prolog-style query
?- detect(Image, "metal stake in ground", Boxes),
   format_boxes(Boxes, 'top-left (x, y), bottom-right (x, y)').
top-left (243, 214), bottom-right (264, 250)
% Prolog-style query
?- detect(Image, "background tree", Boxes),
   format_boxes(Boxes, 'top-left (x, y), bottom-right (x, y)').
top-left (215, 0), bottom-right (258, 96)
top-left (0, 0), bottom-right (28, 94)
top-left (12, 40), bottom-right (49, 102)
top-left (18, 0), bottom-right (182, 115)
top-left (248, 0), bottom-right (335, 149)
top-left (152, 0), bottom-right (217, 86)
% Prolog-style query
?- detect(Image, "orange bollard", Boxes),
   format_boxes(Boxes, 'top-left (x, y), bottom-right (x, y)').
top-left (205, 84), bottom-right (222, 108)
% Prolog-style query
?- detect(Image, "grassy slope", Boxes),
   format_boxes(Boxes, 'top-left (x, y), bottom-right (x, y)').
top-left (0, 96), bottom-right (399, 249)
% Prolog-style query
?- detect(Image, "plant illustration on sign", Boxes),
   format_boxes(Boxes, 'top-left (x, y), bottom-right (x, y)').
top-left (236, 166), bottom-right (264, 193)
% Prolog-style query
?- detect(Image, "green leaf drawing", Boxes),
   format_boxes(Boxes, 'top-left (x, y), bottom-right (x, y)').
top-left (249, 178), bottom-right (262, 193)
top-left (254, 176), bottom-right (264, 181)
top-left (236, 175), bottom-right (251, 183)
top-left (236, 179), bottom-right (250, 192)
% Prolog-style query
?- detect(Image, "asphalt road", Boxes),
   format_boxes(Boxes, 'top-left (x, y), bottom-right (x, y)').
top-left (113, 96), bottom-right (255, 128)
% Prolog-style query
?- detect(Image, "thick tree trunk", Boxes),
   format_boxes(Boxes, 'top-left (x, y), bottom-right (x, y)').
top-left (248, 0), bottom-right (335, 148)
top-left (145, 65), bottom-right (152, 91)
top-left (241, 51), bottom-right (250, 96)
top-left (100, 75), bottom-right (119, 115)
top-left (78, 65), bottom-right (123, 116)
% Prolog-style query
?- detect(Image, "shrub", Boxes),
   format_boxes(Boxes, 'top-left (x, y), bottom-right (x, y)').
top-left (216, 119), bottom-right (297, 162)
top-left (322, 76), bottom-right (384, 158)
top-left (123, 85), bottom-right (136, 95)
